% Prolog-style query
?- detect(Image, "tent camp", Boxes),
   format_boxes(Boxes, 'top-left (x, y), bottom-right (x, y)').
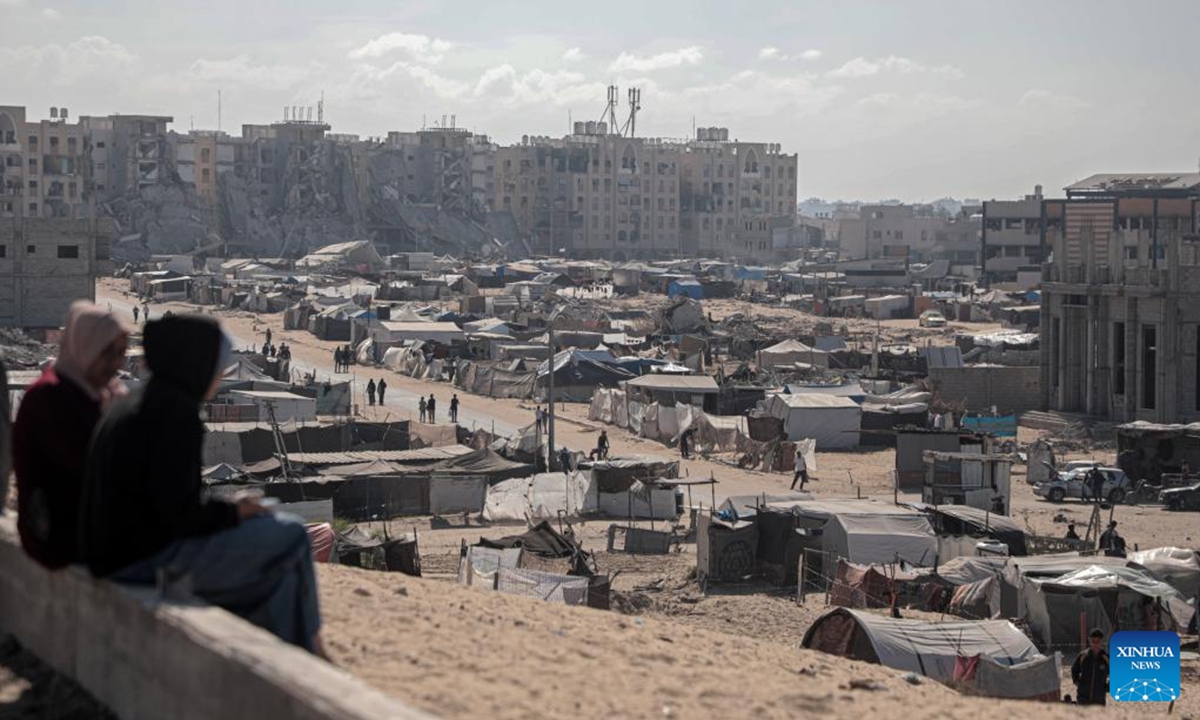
top-left (1128, 547), bottom-right (1200, 600)
top-left (802, 607), bottom-right (1049, 687)
top-left (825, 514), bottom-right (938, 567)
top-left (761, 393), bottom-right (861, 448)
top-left (756, 339), bottom-right (829, 369)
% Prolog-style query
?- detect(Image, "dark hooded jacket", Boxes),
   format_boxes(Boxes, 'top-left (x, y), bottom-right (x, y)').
top-left (79, 315), bottom-right (239, 577)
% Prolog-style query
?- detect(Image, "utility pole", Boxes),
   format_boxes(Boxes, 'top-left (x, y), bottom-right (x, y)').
top-left (547, 325), bottom-right (556, 470)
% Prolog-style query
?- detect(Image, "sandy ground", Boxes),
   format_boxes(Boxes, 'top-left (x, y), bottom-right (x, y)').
top-left (93, 279), bottom-right (1200, 716)
top-left (0, 635), bottom-right (115, 720)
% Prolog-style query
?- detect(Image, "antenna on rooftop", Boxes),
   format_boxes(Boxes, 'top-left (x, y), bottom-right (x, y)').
top-left (621, 87), bottom-right (641, 138)
top-left (319, 90), bottom-right (324, 124)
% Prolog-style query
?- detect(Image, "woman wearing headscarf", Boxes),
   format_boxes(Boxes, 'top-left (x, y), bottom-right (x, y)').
top-left (12, 301), bottom-right (129, 568)
top-left (79, 315), bottom-right (325, 656)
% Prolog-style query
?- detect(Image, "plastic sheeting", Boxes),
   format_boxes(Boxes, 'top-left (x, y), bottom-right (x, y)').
top-left (801, 607), bottom-right (1044, 683)
top-left (761, 394), bottom-right (861, 448)
top-left (953, 653), bottom-right (1062, 702)
top-left (824, 514), bottom-right (938, 567)
top-left (457, 545), bottom-right (523, 590)
top-left (1129, 547), bottom-right (1200, 600)
top-left (429, 476), bottom-right (488, 515)
top-left (483, 472), bottom-right (595, 522)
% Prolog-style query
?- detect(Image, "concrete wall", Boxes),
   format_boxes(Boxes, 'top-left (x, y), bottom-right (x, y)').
top-left (928, 365), bottom-right (1042, 415)
top-left (0, 516), bottom-right (434, 720)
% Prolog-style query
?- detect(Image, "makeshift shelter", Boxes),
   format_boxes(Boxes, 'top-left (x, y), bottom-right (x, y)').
top-left (1128, 547), bottom-right (1200, 600)
top-left (921, 451), bottom-right (1013, 515)
top-left (756, 339), bottom-right (829, 369)
top-left (667, 279), bottom-right (704, 299)
top-left (802, 608), bottom-right (1047, 685)
top-left (761, 393), bottom-right (861, 448)
top-left (535, 348), bottom-right (634, 402)
top-left (696, 512), bottom-right (757, 583)
top-left (623, 374), bottom-right (719, 411)
top-left (922, 504), bottom-right (1027, 557)
top-left (825, 514), bottom-right (938, 567)
top-left (1021, 564), bottom-right (1195, 651)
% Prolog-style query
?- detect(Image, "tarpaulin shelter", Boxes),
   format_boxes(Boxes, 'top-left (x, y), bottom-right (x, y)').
top-left (756, 339), bottom-right (829, 369)
top-left (1021, 564), bottom-right (1195, 651)
top-left (826, 514), bottom-right (938, 567)
top-left (1129, 547), bottom-right (1200, 600)
top-left (950, 653), bottom-right (1062, 702)
top-left (802, 607), bottom-right (1045, 684)
top-left (829, 559), bottom-right (925, 609)
top-left (921, 504), bottom-right (1027, 556)
top-left (535, 348), bottom-right (634, 402)
top-left (761, 393), bottom-right (861, 448)
top-left (696, 511), bottom-right (757, 583)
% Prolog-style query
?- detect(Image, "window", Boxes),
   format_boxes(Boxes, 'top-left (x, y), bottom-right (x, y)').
top-left (1142, 325), bottom-right (1157, 410)
top-left (28, 158), bottom-right (37, 171)
top-left (1004, 246), bottom-right (1021, 257)
top-left (57, 245), bottom-right (79, 259)
top-left (96, 141), bottom-right (105, 149)
top-left (0, 246), bottom-right (6, 258)
top-left (202, 169), bottom-right (210, 181)
top-left (872, 230), bottom-right (882, 239)
top-left (26, 244), bottom-right (35, 254)
top-left (895, 231), bottom-right (904, 241)
top-left (28, 136), bottom-right (37, 149)
top-left (1112, 322), bottom-right (1125, 396)
top-left (201, 148), bottom-right (211, 162)
top-left (27, 204), bottom-right (36, 215)
top-left (27, 180), bottom-right (36, 191)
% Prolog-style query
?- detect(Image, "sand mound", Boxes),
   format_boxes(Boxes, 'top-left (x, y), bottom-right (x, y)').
top-left (318, 565), bottom-right (1111, 720)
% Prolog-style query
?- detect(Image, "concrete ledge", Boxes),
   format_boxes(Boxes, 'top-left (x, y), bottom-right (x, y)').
top-left (0, 515), bottom-right (434, 720)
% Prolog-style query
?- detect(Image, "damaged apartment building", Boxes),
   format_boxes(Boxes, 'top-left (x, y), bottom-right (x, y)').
top-left (494, 124), bottom-right (798, 263)
top-left (1041, 173), bottom-right (1200, 423)
top-left (0, 105), bottom-right (112, 328)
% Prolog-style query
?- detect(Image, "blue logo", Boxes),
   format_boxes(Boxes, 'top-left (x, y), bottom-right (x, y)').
top-left (1109, 631), bottom-right (1180, 702)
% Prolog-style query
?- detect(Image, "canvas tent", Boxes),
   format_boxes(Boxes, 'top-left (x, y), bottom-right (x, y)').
top-left (1128, 547), bottom-right (1200, 600)
top-left (761, 393), bottom-right (861, 448)
top-left (756, 339), bottom-right (829, 369)
top-left (802, 607), bottom-right (1047, 685)
top-left (825, 514), bottom-right (938, 567)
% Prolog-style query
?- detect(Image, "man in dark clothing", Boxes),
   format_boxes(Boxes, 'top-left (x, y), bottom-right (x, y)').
top-left (450, 394), bottom-right (460, 423)
top-left (597, 430), bottom-right (610, 460)
top-left (1099, 521), bottom-right (1126, 557)
top-left (559, 446), bottom-right (572, 476)
top-left (427, 394), bottom-right (437, 423)
top-left (1071, 629), bottom-right (1110, 705)
top-left (377, 378), bottom-right (387, 405)
top-left (265, 327), bottom-right (272, 348)
top-left (679, 428), bottom-right (695, 459)
top-left (1086, 466), bottom-right (1106, 502)
top-left (333, 347), bottom-right (343, 373)
top-left (366, 379), bottom-right (376, 406)
top-left (1065, 523), bottom-right (1080, 541)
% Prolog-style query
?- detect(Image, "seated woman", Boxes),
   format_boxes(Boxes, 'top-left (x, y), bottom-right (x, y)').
top-left (13, 301), bottom-right (129, 568)
top-left (79, 315), bottom-right (326, 656)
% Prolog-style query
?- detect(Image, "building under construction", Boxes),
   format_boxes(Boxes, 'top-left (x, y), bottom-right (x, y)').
top-left (1040, 173), bottom-right (1200, 423)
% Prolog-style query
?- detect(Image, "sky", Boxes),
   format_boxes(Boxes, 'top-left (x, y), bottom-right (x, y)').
top-left (3, 0), bottom-right (1199, 202)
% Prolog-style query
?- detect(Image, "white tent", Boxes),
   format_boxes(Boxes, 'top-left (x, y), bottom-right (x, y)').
top-left (757, 339), bottom-right (829, 369)
top-left (762, 393), bottom-right (861, 448)
top-left (824, 513), bottom-right (938, 566)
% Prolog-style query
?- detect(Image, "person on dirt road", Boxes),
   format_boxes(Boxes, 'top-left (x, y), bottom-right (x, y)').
top-left (366, 379), bottom-right (376, 406)
top-left (596, 430), bottom-right (610, 460)
top-left (418, 396), bottom-right (427, 423)
top-left (427, 394), bottom-right (436, 423)
top-left (450, 394), bottom-right (460, 423)
top-left (791, 445), bottom-right (810, 490)
top-left (1071, 629), bottom-right (1109, 706)
top-left (377, 378), bottom-right (387, 405)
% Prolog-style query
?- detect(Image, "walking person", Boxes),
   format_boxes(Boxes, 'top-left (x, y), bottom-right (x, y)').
top-left (427, 394), bottom-right (436, 423)
top-left (377, 378), bottom-right (387, 405)
top-left (791, 444), bottom-right (810, 490)
top-left (450, 394), bottom-right (460, 423)
top-left (265, 327), bottom-right (272, 348)
top-left (142, 303), bottom-right (150, 322)
top-left (78, 314), bottom-right (326, 656)
top-left (333, 347), bottom-right (341, 373)
top-left (679, 427), bottom-right (695, 459)
top-left (535, 406), bottom-right (545, 433)
top-left (596, 430), bottom-right (610, 460)
top-left (559, 446), bottom-right (572, 476)
top-left (418, 396), bottom-right (427, 423)
top-left (132, 306), bottom-right (140, 324)
top-left (366, 379), bottom-right (376, 406)
top-left (1071, 629), bottom-right (1110, 706)
top-left (13, 302), bottom-right (130, 569)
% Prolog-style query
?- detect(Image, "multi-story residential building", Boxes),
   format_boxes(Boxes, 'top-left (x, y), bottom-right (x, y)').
top-left (0, 105), bottom-right (110, 328)
top-left (173, 130), bottom-right (235, 206)
top-left (490, 125), bottom-right (797, 262)
top-left (982, 186), bottom-right (1046, 280)
top-left (1040, 173), bottom-right (1200, 423)
top-left (838, 203), bottom-right (980, 268)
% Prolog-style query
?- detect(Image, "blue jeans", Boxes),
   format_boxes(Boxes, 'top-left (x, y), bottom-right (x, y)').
top-left (113, 513), bottom-right (321, 652)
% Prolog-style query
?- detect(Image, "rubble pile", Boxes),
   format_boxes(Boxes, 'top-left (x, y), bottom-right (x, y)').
top-left (0, 328), bottom-right (52, 368)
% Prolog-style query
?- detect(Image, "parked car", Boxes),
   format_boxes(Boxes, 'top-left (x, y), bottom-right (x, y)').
top-left (1034, 466), bottom-right (1132, 503)
top-left (919, 310), bottom-right (947, 328)
top-left (1161, 482), bottom-right (1200, 511)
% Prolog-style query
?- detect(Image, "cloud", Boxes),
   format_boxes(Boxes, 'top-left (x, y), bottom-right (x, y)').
top-left (758, 46), bottom-right (781, 60)
top-left (0, 0), bottom-right (28, 6)
top-left (1018, 89), bottom-right (1090, 113)
top-left (474, 64), bottom-right (602, 107)
top-left (609, 46), bottom-right (702, 73)
top-left (800, 49), bottom-right (822, 61)
top-left (0, 36), bottom-right (138, 86)
top-left (187, 55), bottom-right (317, 91)
top-left (680, 69), bottom-right (843, 120)
top-left (40, 7), bottom-right (59, 19)
top-left (829, 55), bottom-right (962, 79)
top-left (347, 33), bottom-right (452, 64)
top-left (562, 47), bottom-right (584, 63)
